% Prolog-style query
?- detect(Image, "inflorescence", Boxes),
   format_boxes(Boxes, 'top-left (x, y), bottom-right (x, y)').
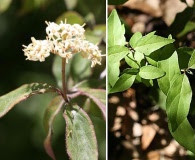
top-left (22, 21), bottom-right (102, 67)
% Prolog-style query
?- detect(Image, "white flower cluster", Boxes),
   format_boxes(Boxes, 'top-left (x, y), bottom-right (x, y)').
top-left (22, 21), bottom-right (102, 67)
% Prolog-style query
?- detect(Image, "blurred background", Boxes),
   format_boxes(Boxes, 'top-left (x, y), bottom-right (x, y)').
top-left (0, 0), bottom-right (105, 159)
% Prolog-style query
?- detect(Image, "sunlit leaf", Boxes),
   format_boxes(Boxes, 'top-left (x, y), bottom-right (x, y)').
top-left (108, 45), bottom-right (129, 63)
top-left (129, 32), bottom-right (142, 48)
top-left (188, 50), bottom-right (195, 69)
top-left (168, 118), bottom-right (195, 154)
top-left (145, 49), bottom-right (161, 66)
top-left (108, 9), bottom-right (126, 47)
top-left (177, 21), bottom-right (195, 38)
top-left (158, 46), bottom-right (181, 95)
top-left (134, 51), bottom-right (144, 65)
top-left (109, 73), bottom-right (136, 94)
top-left (139, 65), bottom-right (165, 79)
top-left (166, 74), bottom-right (192, 131)
top-left (108, 62), bottom-right (120, 87)
top-left (125, 52), bottom-right (139, 68)
top-left (134, 32), bottom-right (175, 56)
top-left (64, 104), bottom-right (98, 160)
top-left (0, 83), bottom-right (58, 117)
top-left (43, 96), bottom-right (64, 160)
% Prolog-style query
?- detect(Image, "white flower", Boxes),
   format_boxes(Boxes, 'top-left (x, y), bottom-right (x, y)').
top-left (23, 21), bottom-right (102, 67)
top-left (23, 37), bottom-right (51, 62)
top-left (80, 41), bottom-right (102, 67)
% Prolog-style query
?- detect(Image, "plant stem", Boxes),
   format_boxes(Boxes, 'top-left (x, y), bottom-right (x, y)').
top-left (62, 58), bottom-right (68, 102)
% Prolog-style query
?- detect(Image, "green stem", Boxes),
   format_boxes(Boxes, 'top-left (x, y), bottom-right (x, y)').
top-left (62, 58), bottom-right (68, 102)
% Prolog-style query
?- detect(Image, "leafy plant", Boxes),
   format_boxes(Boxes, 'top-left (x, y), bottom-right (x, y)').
top-left (108, 9), bottom-right (195, 154)
top-left (0, 17), bottom-right (106, 160)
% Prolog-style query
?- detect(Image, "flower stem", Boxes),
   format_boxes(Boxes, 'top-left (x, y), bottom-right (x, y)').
top-left (62, 58), bottom-right (68, 102)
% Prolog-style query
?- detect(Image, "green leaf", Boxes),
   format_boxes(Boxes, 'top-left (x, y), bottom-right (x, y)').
top-left (108, 62), bottom-right (120, 86)
top-left (89, 115), bottom-right (106, 160)
top-left (121, 68), bottom-right (139, 75)
top-left (0, 0), bottom-right (12, 13)
top-left (158, 47), bottom-right (181, 95)
top-left (56, 11), bottom-right (84, 25)
top-left (64, 104), bottom-right (98, 160)
top-left (188, 50), bottom-right (195, 69)
top-left (177, 47), bottom-right (193, 69)
top-left (76, 88), bottom-right (106, 120)
top-left (108, 0), bottom-right (128, 5)
top-left (0, 83), bottom-right (57, 117)
top-left (85, 24), bottom-right (106, 44)
top-left (139, 65), bottom-right (165, 79)
top-left (108, 45), bottom-right (129, 63)
top-left (168, 118), bottom-right (195, 154)
top-left (70, 54), bottom-right (91, 84)
top-left (177, 21), bottom-right (195, 38)
top-left (125, 52), bottom-right (139, 68)
top-left (43, 96), bottom-right (64, 160)
top-left (166, 74), bottom-right (192, 132)
top-left (134, 51), bottom-right (144, 65)
top-left (109, 73), bottom-right (136, 94)
top-left (134, 32), bottom-right (175, 55)
top-left (145, 49), bottom-right (161, 66)
top-left (108, 9), bottom-right (126, 47)
top-left (129, 32), bottom-right (142, 48)
top-left (168, 7), bottom-right (194, 37)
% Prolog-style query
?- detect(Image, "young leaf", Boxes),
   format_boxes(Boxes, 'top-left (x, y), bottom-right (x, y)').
top-left (108, 9), bottom-right (126, 47)
top-left (145, 49), bottom-right (161, 66)
top-left (64, 104), bottom-right (98, 160)
top-left (0, 83), bottom-right (57, 117)
top-left (108, 45), bottom-right (129, 63)
top-left (108, 62), bottom-right (120, 86)
top-left (188, 50), bottom-right (195, 69)
top-left (166, 74), bottom-right (192, 132)
top-left (43, 96), bottom-right (64, 160)
top-left (125, 53), bottom-right (139, 68)
top-left (129, 32), bottom-right (142, 48)
top-left (134, 51), bottom-right (144, 65)
top-left (158, 49), bottom-right (181, 95)
top-left (139, 65), bottom-right (165, 79)
top-left (109, 73), bottom-right (136, 94)
top-left (134, 32), bottom-right (175, 56)
top-left (168, 118), bottom-right (195, 154)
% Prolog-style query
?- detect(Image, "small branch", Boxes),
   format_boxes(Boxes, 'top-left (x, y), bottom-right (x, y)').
top-left (62, 58), bottom-right (69, 102)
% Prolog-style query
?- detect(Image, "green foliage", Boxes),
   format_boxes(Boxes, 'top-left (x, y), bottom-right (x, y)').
top-left (64, 104), bottom-right (98, 160)
top-left (0, 3), bottom-right (106, 159)
top-left (0, 83), bottom-right (57, 117)
top-left (108, 9), bottom-right (195, 154)
top-left (108, 9), bottom-right (126, 47)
